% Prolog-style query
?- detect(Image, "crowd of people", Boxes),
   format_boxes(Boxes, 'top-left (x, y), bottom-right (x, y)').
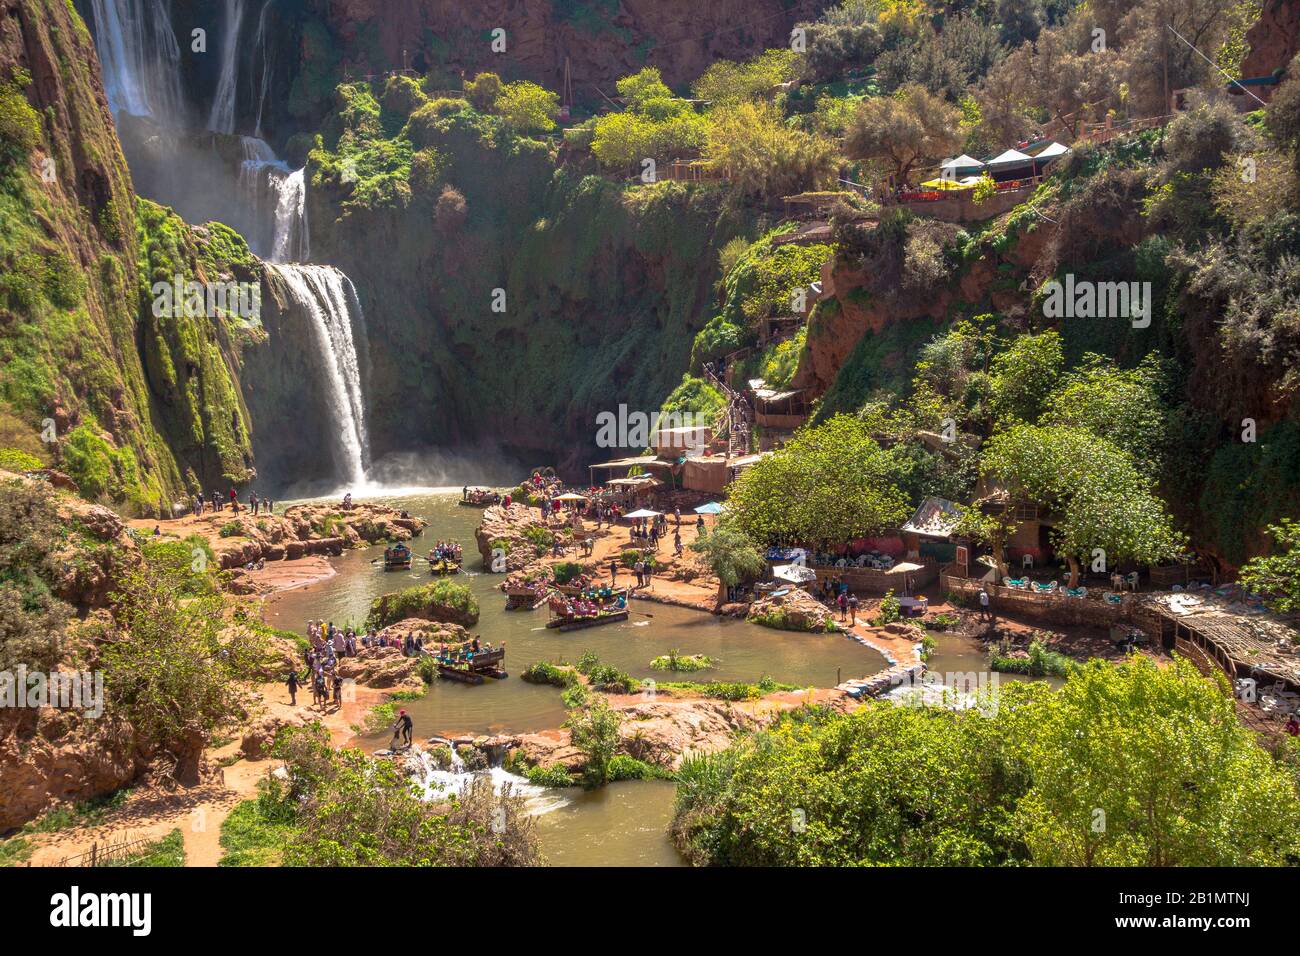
top-left (192, 487), bottom-right (272, 517)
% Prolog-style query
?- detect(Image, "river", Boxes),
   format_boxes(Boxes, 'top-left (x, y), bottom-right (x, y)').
top-left (262, 488), bottom-right (1047, 865)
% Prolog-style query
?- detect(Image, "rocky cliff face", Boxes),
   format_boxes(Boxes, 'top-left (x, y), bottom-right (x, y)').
top-left (1241, 0), bottom-right (1300, 94)
top-left (0, 0), bottom-right (255, 514)
top-left (307, 136), bottom-right (744, 475)
top-left (305, 0), bottom-right (829, 121)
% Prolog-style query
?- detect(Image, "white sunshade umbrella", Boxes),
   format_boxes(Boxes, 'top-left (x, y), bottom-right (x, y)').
top-left (623, 508), bottom-right (662, 519)
top-left (773, 564), bottom-right (817, 584)
top-left (553, 492), bottom-right (588, 501)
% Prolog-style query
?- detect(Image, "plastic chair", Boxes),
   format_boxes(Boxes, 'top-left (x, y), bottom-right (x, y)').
top-left (1022, 553), bottom-right (1034, 569)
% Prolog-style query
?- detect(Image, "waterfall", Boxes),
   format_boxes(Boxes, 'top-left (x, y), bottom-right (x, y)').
top-left (267, 264), bottom-right (370, 487)
top-left (87, 0), bottom-right (185, 125)
top-left (208, 0), bottom-right (248, 134)
top-left (251, 0), bottom-right (275, 138)
top-left (270, 166), bottom-right (309, 263)
top-left (236, 136), bottom-right (289, 256)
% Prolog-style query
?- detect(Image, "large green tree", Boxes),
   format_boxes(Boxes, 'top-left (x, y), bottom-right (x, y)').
top-left (726, 415), bottom-right (910, 546)
top-left (690, 522), bottom-right (768, 606)
top-left (672, 657), bottom-right (1300, 866)
top-left (1239, 519), bottom-right (1300, 614)
top-left (844, 82), bottom-right (962, 184)
top-left (979, 424), bottom-right (1185, 585)
top-left (1012, 657), bottom-right (1300, 866)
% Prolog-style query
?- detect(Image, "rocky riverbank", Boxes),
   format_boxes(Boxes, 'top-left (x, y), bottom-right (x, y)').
top-left (130, 501), bottom-right (425, 572)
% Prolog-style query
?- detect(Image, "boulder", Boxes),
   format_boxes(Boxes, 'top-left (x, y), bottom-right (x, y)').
top-left (239, 712), bottom-right (309, 760)
top-left (747, 587), bottom-right (836, 632)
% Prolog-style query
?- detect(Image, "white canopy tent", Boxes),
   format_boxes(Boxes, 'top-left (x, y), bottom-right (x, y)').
top-left (987, 148), bottom-right (1034, 168)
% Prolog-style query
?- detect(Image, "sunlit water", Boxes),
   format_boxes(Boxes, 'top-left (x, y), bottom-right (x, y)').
top-left (260, 488), bottom-right (903, 865)
top-left (266, 490), bottom-right (885, 738)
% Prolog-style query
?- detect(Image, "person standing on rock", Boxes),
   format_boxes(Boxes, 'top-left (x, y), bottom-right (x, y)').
top-left (978, 586), bottom-right (992, 622)
top-left (610, 558), bottom-right (619, 586)
top-left (394, 709), bottom-right (413, 749)
top-left (286, 669), bottom-right (299, 706)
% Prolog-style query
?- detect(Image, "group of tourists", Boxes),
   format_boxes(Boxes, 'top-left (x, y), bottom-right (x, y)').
top-left (193, 488), bottom-right (272, 517)
top-left (289, 620), bottom-right (356, 710)
top-left (429, 540), bottom-right (463, 563)
top-left (436, 635), bottom-right (498, 662)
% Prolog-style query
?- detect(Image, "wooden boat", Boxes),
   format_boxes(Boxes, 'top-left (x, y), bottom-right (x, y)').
top-left (505, 587), bottom-right (549, 610)
top-left (382, 543), bottom-right (412, 571)
top-left (436, 647), bottom-right (507, 684)
top-left (459, 489), bottom-right (501, 508)
top-left (428, 555), bottom-right (461, 576)
top-left (437, 665), bottom-right (484, 684)
top-left (547, 609), bottom-right (630, 632)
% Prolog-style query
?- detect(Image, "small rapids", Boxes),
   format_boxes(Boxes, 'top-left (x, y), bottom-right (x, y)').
top-left (397, 745), bottom-right (569, 817)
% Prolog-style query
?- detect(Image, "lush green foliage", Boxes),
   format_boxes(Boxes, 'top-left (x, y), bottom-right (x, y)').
top-left (251, 724), bottom-right (543, 866)
top-left (727, 415), bottom-right (909, 545)
top-left (1239, 519), bottom-right (1300, 614)
top-left (366, 579), bottom-right (480, 629)
top-left (673, 658), bottom-right (1300, 866)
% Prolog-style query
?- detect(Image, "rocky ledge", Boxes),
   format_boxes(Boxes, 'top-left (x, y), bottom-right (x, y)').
top-left (193, 502), bottom-right (425, 570)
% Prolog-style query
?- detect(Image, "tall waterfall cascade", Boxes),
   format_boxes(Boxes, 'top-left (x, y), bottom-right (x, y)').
top-left (270, 166), bottom-right (309, 264)
top-left (207, 0), bottom-right (248, 134)
top-left (89, 0), bottom-right (185, 124)
top-left (86, 0), bottom-right (371, 489)
top-left (267, 264), bottom-right (371, 488)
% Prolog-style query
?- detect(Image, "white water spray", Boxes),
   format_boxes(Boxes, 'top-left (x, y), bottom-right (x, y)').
top-left (267, 264), bottom-right (370, 486)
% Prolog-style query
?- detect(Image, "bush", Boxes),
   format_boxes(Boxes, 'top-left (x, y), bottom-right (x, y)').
top-left (650, 649), bottom-right (716, 672)
top-left (871, 590), bottom-right (901, 626)
top-left (463, 72), bottom-right (501, 112)
top-left (521, 660), bottom-right (570, 686)
top-left (989, 638), bottom-right (1076, 678)
top-left (552, 561), bottom-right (584, 585)
top-left (218, 521), bottom-right (243, 538)
top-left (527, 763), bottom-right (575, 788)
top-left (366, 578), bottom-right (479, 629)
top-left (0, 83), bottom-right (41, 162)
top-left (607, 755), bottom-right (671, 781)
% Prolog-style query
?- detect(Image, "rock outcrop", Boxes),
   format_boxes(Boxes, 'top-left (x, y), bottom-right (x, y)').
top-left (747, 587), bottom-right (837, 632)
top-left (187, 501), bottom-right (424, 570)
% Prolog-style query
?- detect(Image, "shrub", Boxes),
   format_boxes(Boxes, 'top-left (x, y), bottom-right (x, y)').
top-left (871, 590), bottom-right (901, 626)
top-left (366, 578), bottom-right (479, 629)
top-left (463, 72), bottom-right (501, 111)
top-left (0, 83), bottom-right (41, 162)
top-left (521, 660), bottom-right (570, 686)
top-left (218, 521), bottom-right (243, 538)
top-left (552, 561), bottom-right (584, 585)
top-left (527, 763), bottom-right (575, 788)
top-left (650, 649), bottom-right (716, 672)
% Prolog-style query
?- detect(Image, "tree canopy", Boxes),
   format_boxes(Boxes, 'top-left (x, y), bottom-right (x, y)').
top-left (672, 657), bottom-right (1300, 866)
top-left (979, 424), bottom-right (1185, 583)
top-left (726, 415), bottom-right (910, 545)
